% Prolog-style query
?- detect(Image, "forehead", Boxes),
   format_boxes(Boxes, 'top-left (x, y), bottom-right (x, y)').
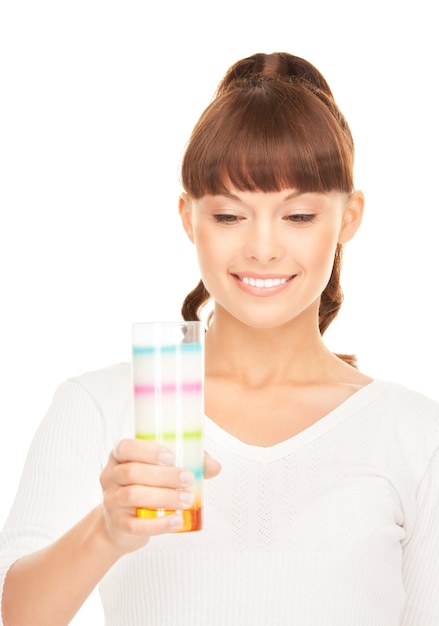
top-left (193, 188), bottom-right (347, 209)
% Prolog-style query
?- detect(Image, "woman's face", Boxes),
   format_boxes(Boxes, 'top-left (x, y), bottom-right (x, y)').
top-left (179, 188), bottom-right (363, 330)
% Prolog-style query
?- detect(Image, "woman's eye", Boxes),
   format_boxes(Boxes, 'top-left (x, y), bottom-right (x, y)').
top-left (212, 214), bottom-right (243, 224)
top-left (285, 214), bottom-right (316, 224)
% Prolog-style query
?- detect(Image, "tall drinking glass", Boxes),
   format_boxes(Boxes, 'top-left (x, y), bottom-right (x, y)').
top-left (132, 321), bottom-right (204, 532)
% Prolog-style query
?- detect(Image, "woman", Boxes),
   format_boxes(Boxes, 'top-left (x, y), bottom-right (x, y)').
top-left (1, 52), bottom-right (438, 625)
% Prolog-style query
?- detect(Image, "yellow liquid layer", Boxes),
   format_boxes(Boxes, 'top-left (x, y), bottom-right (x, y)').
top-left (136, 506), bottom-right (202, 532)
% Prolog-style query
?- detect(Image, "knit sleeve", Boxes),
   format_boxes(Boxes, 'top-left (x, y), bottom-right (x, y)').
top-left (0, 378), bottom-right (106, 625)
top-left (400, 446), bottom-right (439, 625)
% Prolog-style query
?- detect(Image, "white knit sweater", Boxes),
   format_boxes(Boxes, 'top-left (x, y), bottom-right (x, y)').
top-left (1, 363), bottom-right (439, 625)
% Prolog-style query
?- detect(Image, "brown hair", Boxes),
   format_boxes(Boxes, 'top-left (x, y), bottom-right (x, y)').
top-left (180, 52), bottom-right (357, 366)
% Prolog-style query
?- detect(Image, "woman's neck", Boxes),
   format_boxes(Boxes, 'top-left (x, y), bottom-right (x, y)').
top-left (204, 305), bottom-right (337, 387)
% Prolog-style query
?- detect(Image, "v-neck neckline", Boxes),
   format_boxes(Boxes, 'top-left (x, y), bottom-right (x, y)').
top-left (205, 379), bottom-right (390, 462)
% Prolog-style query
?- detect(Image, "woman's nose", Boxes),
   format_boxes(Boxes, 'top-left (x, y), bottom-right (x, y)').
top-left (244, 221), bottom-right (284, 263)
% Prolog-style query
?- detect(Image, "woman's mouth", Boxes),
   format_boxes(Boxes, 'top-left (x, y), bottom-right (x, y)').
top-left (233, 273), bottom-right (295, 295)
top-left (238, 275), bottom-right (291, 288)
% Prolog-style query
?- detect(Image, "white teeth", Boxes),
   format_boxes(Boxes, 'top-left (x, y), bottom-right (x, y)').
top-left (240, 276), bottom-right (289, 288)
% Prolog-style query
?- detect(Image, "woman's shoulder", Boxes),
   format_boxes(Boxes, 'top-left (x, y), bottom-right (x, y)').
top-left (366, 379), bottom-right (439, 464)
top-left (61, 362), bottom-right (134, 441)
top-left (67, 361), bottom-right (132, 399)
top-left (373, 379), bottom-right (439, 419)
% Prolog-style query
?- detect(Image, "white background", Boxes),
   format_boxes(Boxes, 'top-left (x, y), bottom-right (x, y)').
top-left (0, 1), bottom-right (437, 623)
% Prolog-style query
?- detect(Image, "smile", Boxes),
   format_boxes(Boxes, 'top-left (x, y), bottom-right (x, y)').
top-left (236, 275), bottom-right (293, 289)
top-left (240, 276), bottom-right (289, 288)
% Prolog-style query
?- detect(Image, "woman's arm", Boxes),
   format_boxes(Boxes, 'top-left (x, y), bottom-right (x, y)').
top-left (3, 506), bottom-right (119, 626)
top-left (400, 446), bottom-right (439, 625)
top-left (2, 440), bottom-right (220, 626)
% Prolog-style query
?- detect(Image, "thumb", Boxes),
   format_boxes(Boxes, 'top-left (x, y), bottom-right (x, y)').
top-left (203, 451), bottom-right (221, 479)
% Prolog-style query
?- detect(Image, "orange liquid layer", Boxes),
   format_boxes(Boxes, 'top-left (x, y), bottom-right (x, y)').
top-left (136, 506), bottom-right (202, 532)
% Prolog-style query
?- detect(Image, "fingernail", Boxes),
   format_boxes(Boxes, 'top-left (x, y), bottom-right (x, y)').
top-left (179, 470), bottom-right (194, 486)
top-left (158, 451), bottom-right (174, 465)
top-left (179, 491), bottom-right (195, 507)
top-left (169, 514), bottom-right (184, 530)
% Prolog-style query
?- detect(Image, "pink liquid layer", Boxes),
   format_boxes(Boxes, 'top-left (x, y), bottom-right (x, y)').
top-left (134, 381), bottom-right (202, 395)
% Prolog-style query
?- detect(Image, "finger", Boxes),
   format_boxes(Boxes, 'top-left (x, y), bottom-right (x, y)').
top-left (112, 438), bottom-right (174, 466)
top-left (113, 461), bottom-right (195, 489)
top-left (111, 508), bottom-right (186, 537)
top-left (109, 484), bottom-right (195, 512)
top-left (142, 513), bottom-right (187, 535)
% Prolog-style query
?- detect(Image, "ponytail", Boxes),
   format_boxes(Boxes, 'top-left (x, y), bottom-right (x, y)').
top-left (181, 279), bottom-right (210, 322)
top-left (319, 244), bottom-right (358, 368)
top-left (319, 244), bottom-right (343, 335)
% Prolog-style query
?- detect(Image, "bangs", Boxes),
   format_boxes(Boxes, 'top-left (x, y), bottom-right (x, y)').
top-left (181, 80), bottom-right (354, 198)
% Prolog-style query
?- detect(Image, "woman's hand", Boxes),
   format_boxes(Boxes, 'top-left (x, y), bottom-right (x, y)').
top-left (99, 439), bottom-right (220, 556)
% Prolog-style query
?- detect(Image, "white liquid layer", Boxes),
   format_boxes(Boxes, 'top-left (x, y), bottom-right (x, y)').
top-left (132, 344), bottom-right (204, 469)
